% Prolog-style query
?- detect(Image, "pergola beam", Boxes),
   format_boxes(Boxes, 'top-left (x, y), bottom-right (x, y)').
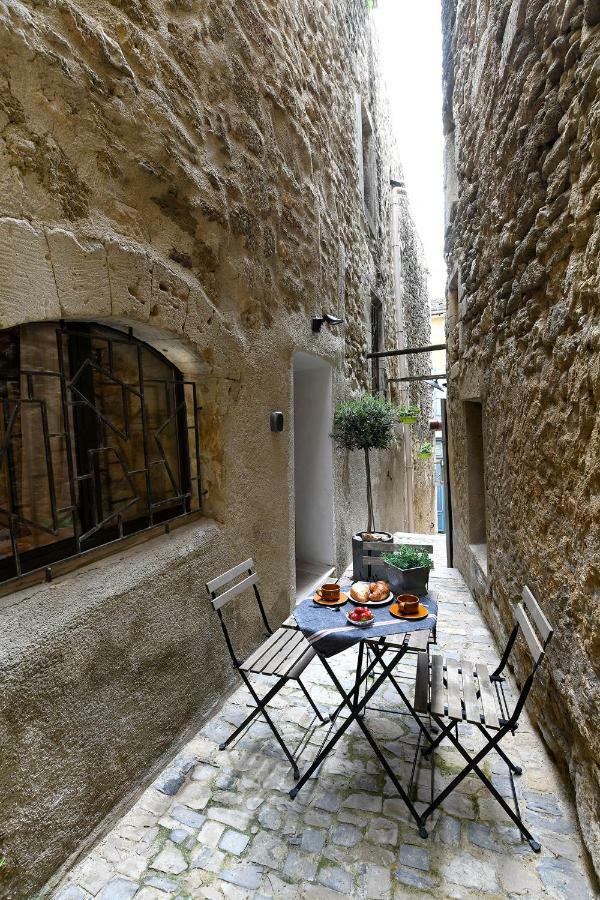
top-left (388, 373), bottom-right (447, 383)
top-left (367, 343), bottom-right (446, 360)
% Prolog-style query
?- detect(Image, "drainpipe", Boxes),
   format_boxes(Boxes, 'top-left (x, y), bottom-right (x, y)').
top-left (391, 184), bottom-right (415, 533)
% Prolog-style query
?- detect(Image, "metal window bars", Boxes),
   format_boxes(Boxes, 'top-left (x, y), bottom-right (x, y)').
top-left (0, 322), bottom-right (202, 582)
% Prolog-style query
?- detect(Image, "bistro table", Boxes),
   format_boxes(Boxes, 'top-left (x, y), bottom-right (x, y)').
top-left (287, 577), bottom-right (437, 837)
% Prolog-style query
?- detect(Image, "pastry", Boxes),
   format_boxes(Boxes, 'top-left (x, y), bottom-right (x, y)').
top-left (350, 583), bottom-right (370, 603)
top-left (350, 580), bottom-right (390, 603)
top-left (369, 580), bottom-right (389, 602)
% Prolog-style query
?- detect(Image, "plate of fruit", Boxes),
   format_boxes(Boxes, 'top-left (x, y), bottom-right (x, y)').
top-left (346, 606), bottom-right (375, 627)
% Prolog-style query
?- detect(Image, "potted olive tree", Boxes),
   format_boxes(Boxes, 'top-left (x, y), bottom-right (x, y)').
top-left (382, 546), bottom-right (433, 597)
top-left (331, 394), bottom-right (399, 579)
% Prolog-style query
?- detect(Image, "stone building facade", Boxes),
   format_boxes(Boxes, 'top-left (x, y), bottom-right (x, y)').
top-left (443, 0), bottom-right (600, 874)
top-left (0, 0), bottom-right (433, 894)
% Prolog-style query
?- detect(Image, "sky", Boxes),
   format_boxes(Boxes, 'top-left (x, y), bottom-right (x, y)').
top-left (373, 0), bottom-right (446, 301)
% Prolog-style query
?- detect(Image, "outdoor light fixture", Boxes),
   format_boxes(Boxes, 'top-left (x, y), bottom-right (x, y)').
top-left (270, 411), bottom-right (284, 432)
top-left (390, 178), bottom-right (404, 189)
top-left (311, 313), bottom-right (345, 333)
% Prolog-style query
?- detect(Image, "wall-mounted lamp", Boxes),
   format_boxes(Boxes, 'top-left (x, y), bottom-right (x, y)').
top-left (311, 313), bottom-right (345, 333)
top-left (390, 178), bottom-right (404, 189)
top-left (270, 411), bottom-right (284, 432)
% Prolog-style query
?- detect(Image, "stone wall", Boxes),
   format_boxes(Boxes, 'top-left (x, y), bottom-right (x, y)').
top-left (443, 0), bottom-right (600, 874)
top-left (395, 185), bottom-right (435, 534)
top-left (0, 0), bottom-right (432, 894)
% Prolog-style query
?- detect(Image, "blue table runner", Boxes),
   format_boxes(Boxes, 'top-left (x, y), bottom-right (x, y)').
top-left (294, 579), bottom-right (437, 658)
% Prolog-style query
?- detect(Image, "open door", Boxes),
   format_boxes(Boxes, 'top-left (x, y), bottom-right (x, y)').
top-left (293, 353), bottom-right (335, 599)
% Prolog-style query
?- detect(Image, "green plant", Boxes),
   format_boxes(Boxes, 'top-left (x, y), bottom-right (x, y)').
top-left (383, 546), bottom-right (433, 571)
top-left (331, 394), bottom-right (398, 533)
top-left (365, 0), bottom-right (378, 8)
top-left (398, 404), bottom-right (420, 420)
top-left (418, 442), bottom-right (433, 456)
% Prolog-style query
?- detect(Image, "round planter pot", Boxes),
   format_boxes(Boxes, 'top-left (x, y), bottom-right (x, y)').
top-left (417, 452), bottom-right (433, 459)
top-left (352, 531), bottom-right (392, 581)
top-left (399, 416), bottom-right (417, 425)
top-left (384, 562), bottom-right (430, 598)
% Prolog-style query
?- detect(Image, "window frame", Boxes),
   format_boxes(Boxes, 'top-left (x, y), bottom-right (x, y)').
top-left (0, 321), bottom-right (202, 588)
top-left (370, 295), bottom-right (384, 394)
top-left (356, 96), bottom-right (378, 233)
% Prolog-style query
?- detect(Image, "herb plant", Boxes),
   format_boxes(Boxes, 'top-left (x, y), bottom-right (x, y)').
top-left (383, 546), bottom-right (433, 571)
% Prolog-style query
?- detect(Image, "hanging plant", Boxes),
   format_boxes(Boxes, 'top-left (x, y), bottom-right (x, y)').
top-left (398, 404), bottom-right (421, 425)
top-left (417, 441), bottom-right (434, 459)
top-left (365, 0), bottom-right (378, 8)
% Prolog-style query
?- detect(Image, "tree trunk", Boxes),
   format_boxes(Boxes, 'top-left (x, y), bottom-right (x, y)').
top-left (364, 447), bottom-right (375, 533)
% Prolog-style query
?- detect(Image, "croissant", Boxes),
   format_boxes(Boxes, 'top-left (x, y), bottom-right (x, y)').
top-left (370, 581), bottom-right (389, 601)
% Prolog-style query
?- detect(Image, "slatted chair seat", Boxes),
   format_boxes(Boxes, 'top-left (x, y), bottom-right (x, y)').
top-left (241, 627), bottom-right (316, 679)
top-left (206, 558), bottom-right (326, 778)
top-left (414, 652), bottom-right (503, 729)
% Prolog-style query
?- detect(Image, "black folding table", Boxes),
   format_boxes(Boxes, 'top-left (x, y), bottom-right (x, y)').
top-left (288, 581), bottom-right (437, 837)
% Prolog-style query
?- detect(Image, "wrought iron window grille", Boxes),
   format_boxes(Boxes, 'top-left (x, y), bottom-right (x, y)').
top-left (0, 321), bottom-right (202, 584)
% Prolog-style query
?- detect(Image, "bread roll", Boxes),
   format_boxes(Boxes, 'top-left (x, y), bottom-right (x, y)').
top-left (351, 583), bottom-right (370, 602)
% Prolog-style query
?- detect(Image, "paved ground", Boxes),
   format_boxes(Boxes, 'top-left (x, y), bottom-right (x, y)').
top-left (51, 539), bottom-right (597, 899)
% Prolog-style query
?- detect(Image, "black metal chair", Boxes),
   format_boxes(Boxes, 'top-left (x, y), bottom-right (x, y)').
top-left (206, 558), bottom-right (325, 778)
top-left (413, 585), bottom-right (553, 850)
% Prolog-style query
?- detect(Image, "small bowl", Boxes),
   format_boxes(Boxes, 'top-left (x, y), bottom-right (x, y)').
top-left (346, 611), bottom-right (374, 627)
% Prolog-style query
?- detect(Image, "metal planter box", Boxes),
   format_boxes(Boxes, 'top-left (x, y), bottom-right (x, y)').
top-left (384, 562), bottom-right (430, 598)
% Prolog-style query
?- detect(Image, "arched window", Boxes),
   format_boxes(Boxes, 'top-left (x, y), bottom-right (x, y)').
top-left (0, 322), bottom-right (201, 584)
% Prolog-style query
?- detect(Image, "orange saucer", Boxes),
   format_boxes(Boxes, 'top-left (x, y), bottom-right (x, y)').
top-left (313, 591), bottom-right (349, 607)
top-left (389, 601), bottom-right (429, 620)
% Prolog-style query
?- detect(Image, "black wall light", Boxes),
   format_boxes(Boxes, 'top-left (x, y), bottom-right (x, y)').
top-left (270, 411), bottom-right (284, 432)
top-left (312, 313), bottom-right (345, 333)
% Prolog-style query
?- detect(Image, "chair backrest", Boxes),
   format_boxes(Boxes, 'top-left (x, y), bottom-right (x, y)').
top-left (207, 558), bottom-right (259, 610)
top-left (498, 584), bottom-right (554, 726)
top-left (206, 558), bottom-right (271, 666)
top-left (362, 542), bottom-right (434, 569)
top-left (514, 585), bottom-right (553, 664)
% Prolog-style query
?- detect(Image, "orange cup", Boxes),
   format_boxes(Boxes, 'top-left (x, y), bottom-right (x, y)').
top-left (396, 594), bottom-right (420, 614)
top-left (317, 583), bottom-right (340, 602)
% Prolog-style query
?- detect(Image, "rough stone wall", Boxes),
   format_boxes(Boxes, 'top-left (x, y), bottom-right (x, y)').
top-left (443, 0), bottom-right (600, 873)
top-left (0, 0), bottom-right (432, 894)
top-left (396, 186), bottom-right (435, 533)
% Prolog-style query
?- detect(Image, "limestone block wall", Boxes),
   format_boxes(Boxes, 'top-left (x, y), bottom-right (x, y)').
top-left (395, 186), bottom-right (435, 534)
top-left (443, 0), bottom-right (600, 872)
top-left (0, 0), bottom-right (432, 894)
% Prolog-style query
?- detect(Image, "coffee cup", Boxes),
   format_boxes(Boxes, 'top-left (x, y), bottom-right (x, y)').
top-left (396, 594), bottom-right (419, 614)
top-left (317, 583), bottom-right (340, 602)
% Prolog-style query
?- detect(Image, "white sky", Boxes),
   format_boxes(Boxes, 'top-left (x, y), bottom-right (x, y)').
top-left (373, 0), bottom-right (446, 300)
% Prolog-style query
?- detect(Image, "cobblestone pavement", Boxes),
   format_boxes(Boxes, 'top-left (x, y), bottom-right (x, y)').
top-left (51, 547), bottom-right (597, 899)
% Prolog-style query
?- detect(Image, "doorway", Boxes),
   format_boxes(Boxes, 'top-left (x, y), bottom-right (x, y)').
top-left (293, 353), bottom-right (335, 599)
